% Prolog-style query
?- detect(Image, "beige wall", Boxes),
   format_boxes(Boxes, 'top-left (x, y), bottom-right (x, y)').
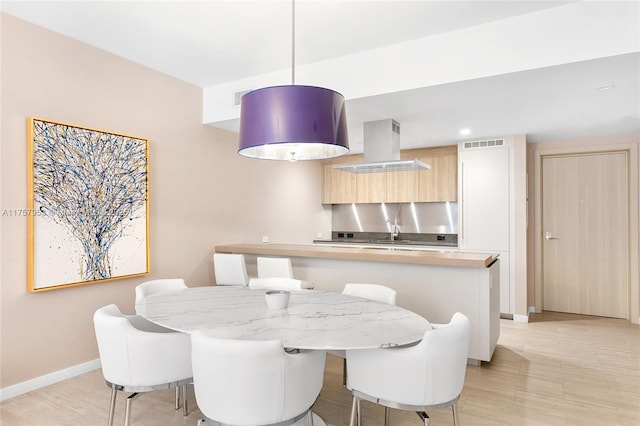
top-left (526, 134), bottom-right (640, 323)
top-left (0, 13), bottom-right (330, 388)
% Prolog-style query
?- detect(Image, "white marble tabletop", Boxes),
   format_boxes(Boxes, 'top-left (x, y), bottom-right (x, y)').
top-left (135, 286), bottom-right (431, 350)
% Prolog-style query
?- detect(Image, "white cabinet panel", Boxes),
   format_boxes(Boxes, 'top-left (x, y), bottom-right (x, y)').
top-left (459, 147), bottom-right (510, 251)
top-left (459, 249), bottom-right (510, 315)
top-left (458, 142), bottom-right (513, 315)
top-left (496, 251), bottom-right (510, 314)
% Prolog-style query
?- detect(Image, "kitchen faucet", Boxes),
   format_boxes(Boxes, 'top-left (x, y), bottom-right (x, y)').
top-left (386, 218), bottom-right (400, 241)
top-left (386, 204), bottom-right (402, 241)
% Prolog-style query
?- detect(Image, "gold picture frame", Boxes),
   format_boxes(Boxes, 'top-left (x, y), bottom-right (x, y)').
top-left (27, 117), bottom-right (149, 292)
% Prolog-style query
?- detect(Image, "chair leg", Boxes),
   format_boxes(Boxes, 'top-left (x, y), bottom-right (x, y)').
top-left (357, 398), bottom-right (362, 426)
top-left (124, 392), bottom-right (140, 426)
top-left (384, 406), bottom-right (390, 426)
top-left (349, 396), bottom-right (358, 426)
top-left (307, 409), bottom-right (315, 426)
top-left (175, 386), bottom-right (180, 410)
top-left (452, 402), bottom-right (459, 426)
top-left (342, 358), bottom-right (347, 385)
top-left (181, 384), bottom-right (188, 416)
top-left (416, 411), bottom-right (429, 426)
top-left (124, 394), bottom-right (133, 426)
top-left (107, 386), bottom-right (117, 426)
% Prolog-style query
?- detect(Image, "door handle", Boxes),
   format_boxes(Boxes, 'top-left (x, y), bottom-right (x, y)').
top-left (544, 231), bottom-right (559, 240)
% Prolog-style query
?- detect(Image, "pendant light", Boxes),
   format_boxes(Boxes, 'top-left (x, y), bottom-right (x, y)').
top-left (238, 0), bottom-right (349, 161)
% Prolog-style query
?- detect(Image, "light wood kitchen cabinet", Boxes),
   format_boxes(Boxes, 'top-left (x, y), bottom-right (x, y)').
top-left (356, 172), bottom-right (386, 202)
top-left (385, 168), bottom-right (421, 203)
top-left (322, 162), bottom-right (357, 204)
top-left (416, 151), bottom-right (458, 202)
top-left (321, 145), bottom-right (457, 204)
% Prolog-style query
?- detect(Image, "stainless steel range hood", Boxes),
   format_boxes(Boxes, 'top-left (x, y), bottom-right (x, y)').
top-left (333, 119), bottom-right (430, 173)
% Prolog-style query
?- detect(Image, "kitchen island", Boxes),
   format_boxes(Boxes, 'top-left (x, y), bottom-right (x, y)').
top-left (215, 243), bottom-right (500, 363)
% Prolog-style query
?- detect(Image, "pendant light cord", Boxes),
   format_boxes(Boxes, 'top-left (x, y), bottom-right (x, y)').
top-left (291, 0), bottom-right (295, 85)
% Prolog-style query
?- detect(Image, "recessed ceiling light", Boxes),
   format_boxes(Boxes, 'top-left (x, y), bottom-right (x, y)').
top-left (597, 84), bottom-right (615, 91)
top-left (459, 128), bottom-right (471, 135)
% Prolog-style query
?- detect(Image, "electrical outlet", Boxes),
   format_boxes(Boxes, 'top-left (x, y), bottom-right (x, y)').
top-left (316, 232), bottom-right (323, 239)
top-left (262, 236), bottom-right (269, 243)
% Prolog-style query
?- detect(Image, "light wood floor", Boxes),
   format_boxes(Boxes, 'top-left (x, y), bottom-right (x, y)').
top-left (1, 312), bottom-right (638, 426)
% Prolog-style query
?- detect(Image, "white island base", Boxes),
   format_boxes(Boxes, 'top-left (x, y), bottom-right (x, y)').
top-left (225, 247), bottom-right (500, 364)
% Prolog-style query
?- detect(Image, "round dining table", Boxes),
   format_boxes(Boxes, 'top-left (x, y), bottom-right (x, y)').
top-left (135, 285), bottom-right (431, 350)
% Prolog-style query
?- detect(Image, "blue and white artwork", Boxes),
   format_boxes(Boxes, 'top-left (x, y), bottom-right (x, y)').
top-left (28, 118), bottom-right (149, 291)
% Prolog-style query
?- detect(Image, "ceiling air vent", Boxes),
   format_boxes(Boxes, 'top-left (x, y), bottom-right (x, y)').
top-left (233, 89), bottom-right (253, 107)
top-left (463, 139), bottom-right (505, 149)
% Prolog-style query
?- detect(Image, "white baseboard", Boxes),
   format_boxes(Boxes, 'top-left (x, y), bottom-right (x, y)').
top-left (0, 358), bottom-right (101, 401)
top-left (513, 314), bottom-right (529, 323)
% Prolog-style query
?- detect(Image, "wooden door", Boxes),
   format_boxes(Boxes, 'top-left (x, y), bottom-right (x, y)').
top-left (542, 152), bottom-right (628, 318)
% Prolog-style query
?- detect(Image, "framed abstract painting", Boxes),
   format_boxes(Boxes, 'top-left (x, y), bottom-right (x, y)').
top-left (27, 117), bottom-right (149, 291)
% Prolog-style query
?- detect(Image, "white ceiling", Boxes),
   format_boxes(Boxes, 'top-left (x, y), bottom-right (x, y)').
top-left (2, 0), bottom-right (639, 149)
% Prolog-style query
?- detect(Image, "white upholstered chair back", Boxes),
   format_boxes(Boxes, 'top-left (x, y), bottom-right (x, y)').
top-left (342, 283), bottom-right (397, 305)
top-left (134, 278), bottom-right (187, 304)
top-left (331, 283), bottom-right (398, 384)
top-left (93, 304), bottom-right (193, 426)
top-left (257, 256), bottom-right (294, 278)
top-left (256, 257), bottom-right (314, 289)
top-left (414, 312), bottom-right (470, 405)
top-left (213, 253), bottom-right (249, 286)
top-left (346, 312), bottom-right (471, 425)
top-left (248, 277), bottom-right (303, 291)
top-left (191, 331), bottom-right (326, 426)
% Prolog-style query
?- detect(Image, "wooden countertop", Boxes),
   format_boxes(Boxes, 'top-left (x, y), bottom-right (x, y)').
top-left (215, 243), bottom-right (496, 268)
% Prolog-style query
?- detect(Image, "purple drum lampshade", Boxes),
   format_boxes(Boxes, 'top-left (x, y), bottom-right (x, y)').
top-left (238, 85), bottom-right (350, 161)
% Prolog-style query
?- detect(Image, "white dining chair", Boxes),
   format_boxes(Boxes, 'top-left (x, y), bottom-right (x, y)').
top-left (213, 253), bottom-right (250, 286)
top-left (134, 278), bottom-right (187, 304)
top-left (135, 278), bottom-right (189, 410)
top-left (191, 331), bottom-right (326, 426)
top-left (346, 312), bottom-right (471, 426)
top-left (257, 256), bottom-right (294, 278)
top-left (93, 304), bottom-right (193, 426)
top-left (331, 283), bottom-right (398, 384)
top-left (342, 283), bottom-right (397, 305)
top-left (134, 278), bottom-right (190, 407)
top-left (257, 256), bottom-right (314, 289)
top-left (248, 277), bottom-right (304, 291)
